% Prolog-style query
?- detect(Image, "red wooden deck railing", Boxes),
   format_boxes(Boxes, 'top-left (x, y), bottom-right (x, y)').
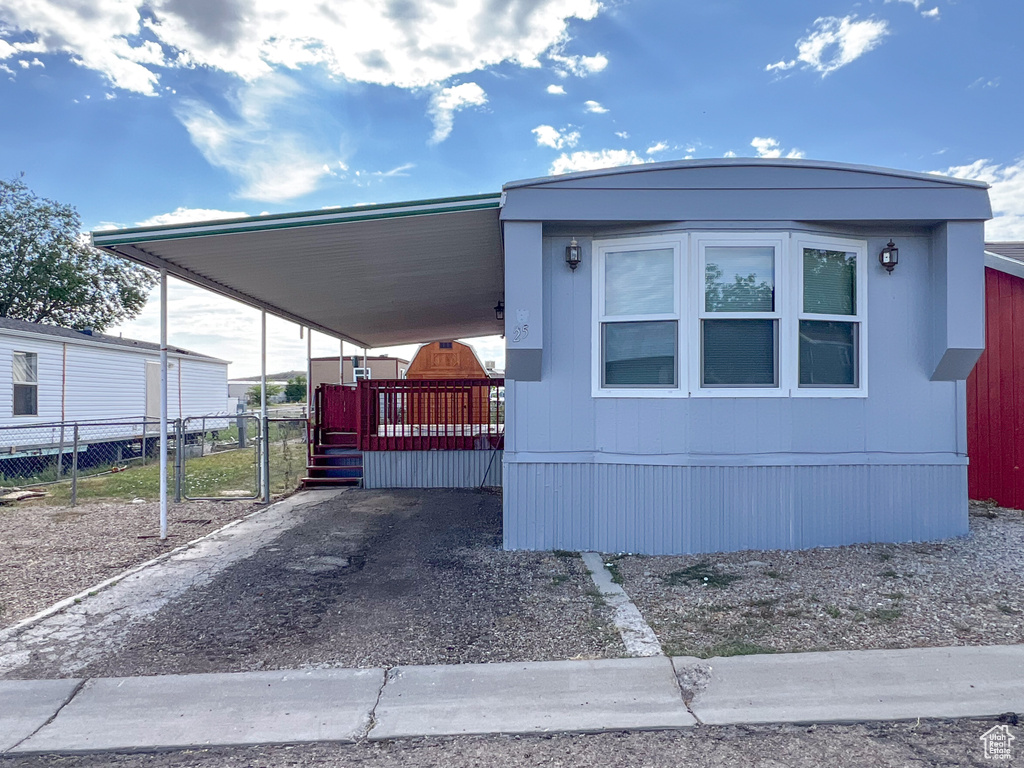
top-left (315, 379), bottom-right (504, 451)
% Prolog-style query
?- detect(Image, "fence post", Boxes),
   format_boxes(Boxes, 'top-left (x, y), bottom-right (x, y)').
top-left (70, 425), bottom-right (79, 507)
top-left (174, 418), bottom-right (183, 503)
top-left (141, 426), bottom-right (147, 467)
top-left (261, 415), bottom-right (270, 503)
top-left (56, 424), bottom-right (65, 478)
top-left (200, 416), bottom-right (206, 457)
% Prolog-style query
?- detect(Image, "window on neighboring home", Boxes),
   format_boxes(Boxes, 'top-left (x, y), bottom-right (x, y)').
top-left (797, 240), bottom-right (863, 389)
top-left (13, 351), bottom-right (38, 416)
top-left (597, 239), bottom-right (682, 389)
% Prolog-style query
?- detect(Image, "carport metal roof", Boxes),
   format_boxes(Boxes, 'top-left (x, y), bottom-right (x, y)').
top-left (91, 194), bottom-right (504, 349)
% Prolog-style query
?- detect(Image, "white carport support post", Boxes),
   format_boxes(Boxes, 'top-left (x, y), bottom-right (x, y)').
top-left (306, 327), bottom-right (312, 415)
top-left (261, 310), bottom-right (270, 503)
top-left (159, 268), bottom-right (168, 540)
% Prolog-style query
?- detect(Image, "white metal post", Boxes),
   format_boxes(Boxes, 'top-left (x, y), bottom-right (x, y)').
top-left (339, 339), bottom-right (344, 384)
top-left (306, 327), bottom-right (312, 412)
top-left (159, 268), bottom-right (168, 540)
top-left (261, 310), bottom-right (269, 502)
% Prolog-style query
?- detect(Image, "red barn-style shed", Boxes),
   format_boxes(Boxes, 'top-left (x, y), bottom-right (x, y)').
top-left (967, 242), bottom-right (1024, 508)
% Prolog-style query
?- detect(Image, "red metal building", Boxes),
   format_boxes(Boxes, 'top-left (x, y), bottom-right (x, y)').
top-left (967, 242), bottom-right (1024, 508)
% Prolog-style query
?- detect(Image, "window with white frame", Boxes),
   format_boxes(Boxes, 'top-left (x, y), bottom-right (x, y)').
top-left (597, 239), bottom-right (681, 389)
top-left (13, 351), bottom-right (38, 416)
top-left (592, 232), bottom-right (866, 397)
top-left (797, 239), bottom-right (863, 389)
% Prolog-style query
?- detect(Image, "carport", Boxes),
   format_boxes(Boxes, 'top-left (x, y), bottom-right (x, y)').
top-left (91, 193), bottom-right (505, 536)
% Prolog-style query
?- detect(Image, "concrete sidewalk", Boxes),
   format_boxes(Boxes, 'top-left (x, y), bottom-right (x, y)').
top-left (2, 645), bottom-right (1022, 754)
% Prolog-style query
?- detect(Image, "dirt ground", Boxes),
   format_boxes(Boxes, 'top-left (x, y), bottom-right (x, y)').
top-left (614, 502), bottom-right (1024, 657)
top-left (0, 498), bottom-right (257, 628)
top-left (2, 718), bottom-right (1020, 768)
top-left (7, 489), bottom-right (623, 679)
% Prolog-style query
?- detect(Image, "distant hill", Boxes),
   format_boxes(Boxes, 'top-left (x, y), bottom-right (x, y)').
top-left (231, 370), bottom-right (306, 382)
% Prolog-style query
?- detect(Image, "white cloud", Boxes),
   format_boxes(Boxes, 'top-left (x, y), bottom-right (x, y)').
top-left (549, 50), bottom-right (607, 77)
top-left (723, 151), bottom-right (738, 158)
top-left (970, 76), bottom-right (1000, 89)
top-left (427, 82), bottom-right (487, 144)
top-left (176, 75), bottom-right (341, 201)
top-left (935, 158), bottom-right (1024, 240)
top-left (136, 207), bottom-right (252, 227)
top-left (646, 141), bottom-right (668, 155)
top-left (584, 99), bottom-right (608, 113)
top-left (550, 149), bottom-right (646, 175)
top-left (547, 84), bottom-right (566, 94)
top-left (0, 0), bottom-right (603, 95)
top-left (614, 130), bottom-right (629, 139)
top-left (887, 0), bottom-right (940, 17)
top-left (751, 136), bottom-right (805, 159)
top-left (767, 15), bottom-right (889, 76)
top-left (532, 124), bottom-right (580, 150)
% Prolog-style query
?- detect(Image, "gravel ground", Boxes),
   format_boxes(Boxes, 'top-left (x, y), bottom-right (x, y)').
top-left (614, 501), bottom-right (1024, 657)
top-left (2, 718), bottom-right (1020, 767)
top-left (13, 488), bottom-right (622, 678)
top-left (0, 498), bottom-right (257, 628)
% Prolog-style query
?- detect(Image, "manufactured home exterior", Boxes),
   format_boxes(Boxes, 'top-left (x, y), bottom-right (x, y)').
top-left (500, 160), bottom-right (991, 554)
top-left (0, 317), bottom-right (229, 451)
top-left (967, 243), bottom-right (1024, 508)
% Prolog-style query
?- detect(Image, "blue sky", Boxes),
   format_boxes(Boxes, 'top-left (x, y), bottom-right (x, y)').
top-left (1, 0), bottom-right (1022, 376)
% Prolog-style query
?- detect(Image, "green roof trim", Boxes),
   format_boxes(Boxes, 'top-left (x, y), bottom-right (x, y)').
top-left (91, 193), bottom-right (503, 246)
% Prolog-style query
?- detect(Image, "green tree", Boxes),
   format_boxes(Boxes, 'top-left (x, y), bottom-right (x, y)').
top-left (0, 176), bottom-right (155, 331)
top-left (283, 375), bottom-right (307, 402)
top-left (247, 383), bottom-right (283, 407)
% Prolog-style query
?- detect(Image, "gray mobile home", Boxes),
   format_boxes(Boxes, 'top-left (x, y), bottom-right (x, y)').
top-left (92, 159), bottom-right (991, 555)
top-left (500, 160), bottom-right (990, 554)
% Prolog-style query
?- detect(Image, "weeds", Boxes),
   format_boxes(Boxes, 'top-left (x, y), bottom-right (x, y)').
top-left (665, 562), bottom-right (742, 589)
top-left (824, 605), bottom-right (842, 619)
top-left (869, 607), bottom-right (903, 622)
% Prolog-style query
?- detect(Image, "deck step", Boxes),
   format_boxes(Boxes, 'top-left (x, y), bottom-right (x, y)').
top-left (301, 476), bottom-right (362, 487)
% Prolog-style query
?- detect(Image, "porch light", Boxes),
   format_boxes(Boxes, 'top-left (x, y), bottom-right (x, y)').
top-left (566, 238), bottom-right (582, 271)
top-left (879, 239), bottom-right (898, 274)
top-left (494, 300), bottom-right (504, 321)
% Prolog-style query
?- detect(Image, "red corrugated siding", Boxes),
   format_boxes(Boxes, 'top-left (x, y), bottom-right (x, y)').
top-left (968, 267), bottom-right (1024, 508)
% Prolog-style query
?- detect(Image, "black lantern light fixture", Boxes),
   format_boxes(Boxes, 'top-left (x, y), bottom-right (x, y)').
top-left (879, 239), bottom-right (899, 274)
top-left (494, 300), bottom-right (504, 321)
top-left (565, 237), bottom-right (582, 271)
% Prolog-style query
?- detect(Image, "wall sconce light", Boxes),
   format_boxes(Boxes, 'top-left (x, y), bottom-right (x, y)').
top-left (565, 238), bottom-right (582, 271)
top-left (494, 300), bottom-right (504, 321)
top-left (879, 239), bottom-right (898, 274)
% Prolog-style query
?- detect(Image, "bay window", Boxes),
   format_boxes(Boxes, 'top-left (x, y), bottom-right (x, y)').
top-left (593, 231), bottom-right (866, 397)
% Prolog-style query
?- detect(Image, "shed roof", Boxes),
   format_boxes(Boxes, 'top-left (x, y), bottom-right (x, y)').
top-left (0, 316), bottom-right (226, 362)
top-left (984, 242), bottom-right (1024, 279)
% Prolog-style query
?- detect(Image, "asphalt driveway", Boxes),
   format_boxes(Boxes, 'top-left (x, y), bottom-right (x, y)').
top-left (8, 488), bottom-right (622, 679)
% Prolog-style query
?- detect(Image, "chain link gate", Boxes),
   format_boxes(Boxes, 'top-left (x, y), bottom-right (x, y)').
top-left (180, 414), bottom-right (261, 501)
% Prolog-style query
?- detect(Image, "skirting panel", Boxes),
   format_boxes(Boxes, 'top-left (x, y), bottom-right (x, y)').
top-left (364, 450), bottom-right (502, 489)
top-left (503, 462), bottom-right (968, 555)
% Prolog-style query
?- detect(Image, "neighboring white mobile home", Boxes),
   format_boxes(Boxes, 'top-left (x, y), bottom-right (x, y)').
top-left (0, 316), bottom-right (229, 453)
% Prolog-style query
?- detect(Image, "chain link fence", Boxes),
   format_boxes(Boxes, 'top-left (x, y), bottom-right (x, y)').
top-left (0, 414), bottom-right (310, 506)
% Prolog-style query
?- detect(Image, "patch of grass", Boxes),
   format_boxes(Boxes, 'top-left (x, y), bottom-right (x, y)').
top-left (762, 569), bottom-right (787, 580)
top-left (36, 442), bottom-right (303, 504)
top-left (824, 605), bottom-right (842, 619)
top-left (869, 607), bottom-right (903, 622)
top-left (883, 592), bottom-right (905, 600)
top-left (549, 574), bottom-right (570, 587)
top-left (877, 552), bottom-right (894, 562)
top-left (879, 568), bottom-right (899, 579)
top-left (552, 549), bottom-right (578, 559)
top-left (604, 561), bottom-right (624, 585)
top-left (703, 640), bottom-right (776, 658)
top-left (665, 562), bottom-right (742, 589)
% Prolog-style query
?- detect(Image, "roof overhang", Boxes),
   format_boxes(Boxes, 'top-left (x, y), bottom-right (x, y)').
top-left (92, 194), bottom-right (504, 349)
